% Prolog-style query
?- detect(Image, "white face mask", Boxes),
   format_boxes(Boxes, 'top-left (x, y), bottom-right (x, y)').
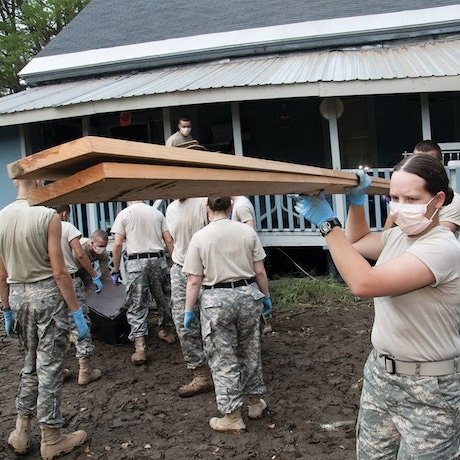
top-left (179, 126), bottom-right (191, 136)
top-left (92, 244), bottom-right (106, 255)
top-left (389, 196), bottom-right (438, 236)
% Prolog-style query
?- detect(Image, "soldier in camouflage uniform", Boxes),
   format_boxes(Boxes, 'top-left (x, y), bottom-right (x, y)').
top-left (76, 229), bottom-right (111, 289)
top-left (166, 197), bottom-right (214, 397)
top-left (111, 201), bottom-right (174, 365)
top-left (295, 156), bottom-right (460, 458)
top-left (0, 180), bottom-right (88, 458)
top-left (183, 197), bottom-right (272, 432)
top-left (53, 205), bottom-right (103, 386)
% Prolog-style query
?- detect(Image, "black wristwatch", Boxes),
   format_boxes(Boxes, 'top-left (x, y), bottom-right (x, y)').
top-left (319, 218), bottom-right (342, 236)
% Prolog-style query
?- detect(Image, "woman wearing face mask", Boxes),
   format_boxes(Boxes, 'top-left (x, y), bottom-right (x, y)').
top-left (295, 154), bottom-right (460, 459)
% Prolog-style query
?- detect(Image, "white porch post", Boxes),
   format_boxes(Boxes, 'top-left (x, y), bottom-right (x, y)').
top-left (162, 108), bottom-right (172, 141)
top-left (231, 102), bottom-right (243, 156)
top-left (325, 98), bottom-right (346, 223)
top-left (420, 93), bottom-right (431, 140)
top-left (81, 115), bottom-right (98, 235)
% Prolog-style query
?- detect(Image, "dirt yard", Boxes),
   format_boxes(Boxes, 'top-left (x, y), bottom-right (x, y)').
top-left (0, 296), bottom-right (373, 460)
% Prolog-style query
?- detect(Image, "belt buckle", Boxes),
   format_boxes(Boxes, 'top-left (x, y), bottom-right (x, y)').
top-left (380, 354), bottom-right (396, 374)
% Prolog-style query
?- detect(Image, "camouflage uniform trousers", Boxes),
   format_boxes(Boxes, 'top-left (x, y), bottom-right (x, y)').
top-left (9, 277), bottom-right (69, 427)
top-left (68, 275), bottom-right (95, 359)
top-left (170, 263), bottom-right (206, 369)
top-left (125, 257), bottom-right (172, 341)
top-left (356, 350), bottom-right (460, 459)
top-left (200, 284), bottom-right (266, 414)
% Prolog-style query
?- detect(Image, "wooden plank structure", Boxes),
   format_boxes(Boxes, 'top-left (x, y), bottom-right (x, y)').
top-left (8, 136), bottom-right (390, 205)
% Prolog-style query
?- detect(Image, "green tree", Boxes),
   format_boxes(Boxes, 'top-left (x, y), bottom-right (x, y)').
top-left (0, 0), bottom-right (89, 95)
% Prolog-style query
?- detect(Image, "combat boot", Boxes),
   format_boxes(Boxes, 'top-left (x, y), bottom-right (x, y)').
top-left (248, 396), bottom-right (267, 419)
top-left (7, 414), bottom-right (31, 454)
top-left (209, 408), bottom-right (246, 432)
top-left (40, 426), bottom-right (87, 460)
top-left (178, 365), bottom-right (214, 397)
top-left (78, 357), bottom-right (102, 385)
top-left (131, 336), bottom-right (147, 365)
top-left (158, 326), bottom-right (176, 344)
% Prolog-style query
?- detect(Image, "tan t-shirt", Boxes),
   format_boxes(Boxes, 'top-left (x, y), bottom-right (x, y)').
top-left (61, 221), bottom-right (81, 274)
top-left (166, 198), bottom-right (208, 265)
top-left (372, 226), bottom-right (460, 361)
top-left (183, 218), bottom-right (266, 285)
top-left (165, 131), bottom-right (193, 147)
top-left (111, 202), bottom-right (167, 255)
top-left (232, 196), bottom-right (256, 224)
top-left (439, 192), bottom-right (460, 235)
top-left (0, 202), bottom-right (55, 283)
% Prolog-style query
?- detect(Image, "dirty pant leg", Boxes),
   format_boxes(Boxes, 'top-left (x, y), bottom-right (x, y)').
top-left (203, 290), bottom-right (266, 413)
top-left (357, 351), bottom-right (460, 460)
top-left (170, 263), bottom-right (206, 369)
top-left (10, 279), bottom-right (69, 427)
top-left (237, 297), bottom-right (266, 397)
top-left (145, 259), bottom-right (173, 328)
top-left (68, 277), bottom-right (95, 359)
top-left (125, 259), bottom-right (150, 341)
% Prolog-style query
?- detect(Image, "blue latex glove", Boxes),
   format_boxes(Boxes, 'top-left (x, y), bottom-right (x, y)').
top-left (111, 271), bottom-right (122, 285)
top-left (295, 192), bottom-right (336, 227)
top-left (262, 296), bottom-right (272, 319)
top-left (71, 307), bottom-right (89, 340)
top-left (348, 169), bottom-right (372, 206)
top-left (92, 275), bottom-right (103, 293)
top-left (183, 310), bottom-right (197, 331)
top-left (2, 309), bottom-right (14, 337)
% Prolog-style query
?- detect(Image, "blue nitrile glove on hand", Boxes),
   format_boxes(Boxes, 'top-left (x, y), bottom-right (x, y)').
top-left (262, 296), bottom-right (272, 319)
top-left (348, 169), bottom-right (372, 206)
top-left (111, 271), bottom-right (122, 285)
top-left (71, 307), bottom-right (89, 340)
top-left (2, 309), bottom-right (14, 337)
top-left (295, 192), bottom-right (336, 227)
top-left (92, 275), bottom-right (103, 293)
top-left (184, 310), bottom-right (197, 331)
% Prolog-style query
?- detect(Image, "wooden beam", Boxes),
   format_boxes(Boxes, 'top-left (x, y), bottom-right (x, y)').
top-left (25, 162), bottom-right (389, 206)
top-left (8, 136), bottom-right (384, 184)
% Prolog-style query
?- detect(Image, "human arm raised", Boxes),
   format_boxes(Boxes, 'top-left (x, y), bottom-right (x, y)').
top-left (296, 194), bottom-right (435, 298)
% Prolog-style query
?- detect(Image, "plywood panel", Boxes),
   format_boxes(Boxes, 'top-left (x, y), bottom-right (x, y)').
top-left (8, 136), bottom-right (387, 185)
top-left (25, 162), bottom-right (389, 206)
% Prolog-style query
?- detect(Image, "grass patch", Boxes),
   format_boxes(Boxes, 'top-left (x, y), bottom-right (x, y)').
top-left (269, 276), bottom-right (360, 310)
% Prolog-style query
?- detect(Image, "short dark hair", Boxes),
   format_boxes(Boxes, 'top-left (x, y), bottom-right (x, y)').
top-left (207, 196), bottom-right (232, 212)
top-left (394, 154), bottom-right (453, 206)
top-left (413, 140), bottom-right (442, 161)
top-left (91, 229), bottom-right (108, 242)
top-left (51, 204), bottom-right (71, 214)
top-left (177, 114), bottom-right (191, 124)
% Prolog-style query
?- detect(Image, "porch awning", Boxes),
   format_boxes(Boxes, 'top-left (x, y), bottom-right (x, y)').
top-left (0, 37), bottom-right (459, 127)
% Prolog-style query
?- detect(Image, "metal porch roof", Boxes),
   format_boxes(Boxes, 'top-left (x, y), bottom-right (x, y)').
top-left (1, 38), bottom-right (460, 127)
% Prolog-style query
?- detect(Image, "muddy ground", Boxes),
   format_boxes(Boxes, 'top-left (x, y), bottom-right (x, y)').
top-left (0, 296), bottom-right (373, 460)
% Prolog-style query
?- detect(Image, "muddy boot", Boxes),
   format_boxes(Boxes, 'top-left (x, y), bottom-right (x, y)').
top-left (40, 426), bottom-right (87, 460)
top-left (131, 336), bottom-right (147, 365)
top-left (7, 414), bottom-right (32, 454)
top-left (248, 396), bottom-right (267, 419)
top-left (78, 357), bottom-right (102, 385)
top-left (209, 408), bottom-right (246, 432)
top-left (178, 365), bottom-right (214, 398)
top-left (158, 326), bottom-right (176, 344)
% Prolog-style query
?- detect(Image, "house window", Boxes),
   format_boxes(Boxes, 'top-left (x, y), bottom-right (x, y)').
top-left (429, 92), bottom-right (460, 143)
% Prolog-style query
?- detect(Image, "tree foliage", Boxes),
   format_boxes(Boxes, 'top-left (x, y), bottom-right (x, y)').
top-left (0, 0), bottom-right (90, 94)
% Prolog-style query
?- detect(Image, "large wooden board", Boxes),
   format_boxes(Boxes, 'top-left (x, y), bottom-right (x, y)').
top-left (25, 162), bottom-right (389, 205)
top-left (8, 136), bottom-right (390, 203)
